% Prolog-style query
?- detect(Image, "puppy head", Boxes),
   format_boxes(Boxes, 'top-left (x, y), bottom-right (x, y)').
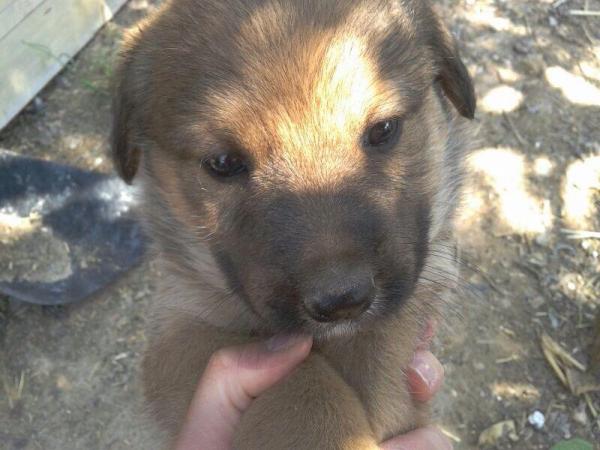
top-left (112, 0), bottom-right (475, 337)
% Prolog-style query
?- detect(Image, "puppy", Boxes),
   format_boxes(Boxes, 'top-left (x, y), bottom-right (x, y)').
top-left (112, 0), bottom-right (475, 448)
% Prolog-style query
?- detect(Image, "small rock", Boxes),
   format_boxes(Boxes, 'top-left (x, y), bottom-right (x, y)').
top-left (25, 96), bottom-right (45, 114)
top-left (549, 16), bottom-right (558, 27)
top-left (528, 410), bottom-right (545, 430)
top-left (549, 310), bottom-right (561, 329)
top-left (66, 136), bottom-right (81, 150)
top-left (572, 402), bottom-right (588, 426)
top-left (513, 39), bottom-right (532, 55)
top-left (56, 374), bottom-right (71, 391)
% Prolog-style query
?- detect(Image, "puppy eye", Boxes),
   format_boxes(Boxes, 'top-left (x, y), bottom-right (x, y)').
top-left (205, 154), bottom-right (247, 177)
top-left (366, 119), bottom-right (402, 147)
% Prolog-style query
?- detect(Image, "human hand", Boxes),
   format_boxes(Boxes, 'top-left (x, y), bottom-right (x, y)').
top-left (174, 334), bottom-right (450, 450)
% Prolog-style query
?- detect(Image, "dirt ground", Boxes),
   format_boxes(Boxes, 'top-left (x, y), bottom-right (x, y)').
top-left (1, 0), bottom-right (599, 449)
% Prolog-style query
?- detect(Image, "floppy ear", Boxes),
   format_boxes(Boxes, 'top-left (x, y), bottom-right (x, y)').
top-left (427, 10), bottom-right (476, 119)
top-left (111, 48), bottom-right (142, 184)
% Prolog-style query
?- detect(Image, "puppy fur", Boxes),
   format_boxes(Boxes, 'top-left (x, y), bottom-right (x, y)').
top-left (112, 0), bottom-right (476, 448)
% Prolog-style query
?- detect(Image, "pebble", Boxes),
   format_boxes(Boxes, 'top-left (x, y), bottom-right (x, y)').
top-left (513, 39), bottom-right (532, 55)
top-left (528, 410), bottom-right (545, 430)
top-left (573, 402), bottom-right (588, 426)
top-left (25, 96), bottom-right (45, 114)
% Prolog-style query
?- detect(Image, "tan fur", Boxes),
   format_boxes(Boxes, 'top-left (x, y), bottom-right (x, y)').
top-left (111, 0), bottom-right (476, 448)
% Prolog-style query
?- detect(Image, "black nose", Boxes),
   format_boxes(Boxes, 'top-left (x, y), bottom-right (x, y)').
top-left (303, 269), bottom-right (374, 322)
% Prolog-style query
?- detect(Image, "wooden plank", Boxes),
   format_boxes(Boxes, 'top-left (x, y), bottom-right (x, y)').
top-left (0, 0), bottom-right (127, 130)
top-left (0, 0), bottom-right (18, 11)
top-left (0, 0), bottom-right (45, 41)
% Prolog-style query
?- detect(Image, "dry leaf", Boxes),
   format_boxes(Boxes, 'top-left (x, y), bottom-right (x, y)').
top-left (478, 420), bottom-right (519, 446)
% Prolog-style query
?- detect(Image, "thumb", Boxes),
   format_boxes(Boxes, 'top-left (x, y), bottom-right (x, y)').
top-left (174, 334), bottom-right (313, 450)
top-left (380, 426), bottom-right (453, 450)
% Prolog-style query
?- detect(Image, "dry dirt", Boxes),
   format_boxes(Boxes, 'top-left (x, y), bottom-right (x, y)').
top-left (1, 1), bottom-right (599, 449)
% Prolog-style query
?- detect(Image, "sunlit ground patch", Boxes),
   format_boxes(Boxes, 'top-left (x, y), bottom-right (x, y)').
top-left (466, 147), bottom-right (553, 234)
top-left (496, 67), bottom-right (522, 84)
top-left (463, 3), bottom-right (527, 35)
top-left (480, 85), bottom-right (524, 114)
top-left (579, 61), bottom-right (600, 83)
top-left (545, 66), bottom-right (600, 107)
top-left (562, 155), bottom-right (600, 229)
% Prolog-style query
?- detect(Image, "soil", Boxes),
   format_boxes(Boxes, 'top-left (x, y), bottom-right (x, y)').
top-left (1, 1), bottom-right (599, 449)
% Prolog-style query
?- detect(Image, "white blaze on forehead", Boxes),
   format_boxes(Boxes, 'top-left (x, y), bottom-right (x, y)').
top-left (318, 36), bottom-right (377, 130)
top-left (272, 36), bottom-right (378, 188)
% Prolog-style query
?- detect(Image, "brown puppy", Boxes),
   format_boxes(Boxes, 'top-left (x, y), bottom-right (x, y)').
top-left (112, 0), bottom-right (475, 448)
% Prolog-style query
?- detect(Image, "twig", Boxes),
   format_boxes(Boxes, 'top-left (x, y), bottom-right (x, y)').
top-left (458, 258), bottom-right (507, 296)
top-left (542, 333), bottom-right (587, 372)
top-left (2, 371), bottom-right (25, 409)
top-left (562, 229), bottom-right (600, 239)
top-left (496, 355), bottom-right (520, 364)
top-left (503, 113), bottom-right (528, 146)
top-left (582, 23), bottom-right (598, 44)
top-left (440, 427), bottom-right (461, 443)
top-left (569, 10), bottom-right (600, 16)
top-left (585, 393), bottom-right (598, 418)
top-left (542, 342), bottom-right (569, 387)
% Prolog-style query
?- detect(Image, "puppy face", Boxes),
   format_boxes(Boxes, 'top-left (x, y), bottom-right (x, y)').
top-left (113, 0), bottom-right (475, 337)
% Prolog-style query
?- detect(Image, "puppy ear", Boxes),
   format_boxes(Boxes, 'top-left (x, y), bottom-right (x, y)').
top-left (111, 42), bottom-right (142, 184)
top-left (427, 10), bottom-right (476, 119)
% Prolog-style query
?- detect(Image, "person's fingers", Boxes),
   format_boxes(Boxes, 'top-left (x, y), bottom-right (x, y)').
top-left (174, 335), bottom-right (312, 450)
top-left (406, 350), bottom-right (444, 403)
top-left (380, 426), bottom-right (453, 450)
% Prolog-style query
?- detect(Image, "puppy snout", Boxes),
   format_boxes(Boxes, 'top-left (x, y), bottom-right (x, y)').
top-left (303, 266), bottom-right (374, 322)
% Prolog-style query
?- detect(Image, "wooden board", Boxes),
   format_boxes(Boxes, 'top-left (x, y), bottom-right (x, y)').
top-left (0, 0), bottom-right (127, 130)
top-left (0, 0), bottom-right (45, 41)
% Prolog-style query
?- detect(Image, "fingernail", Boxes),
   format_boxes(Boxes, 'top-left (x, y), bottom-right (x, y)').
top-left (265, 334), bottom-right (304, 352)
top-left (410, 352), bottom-right (441, 390)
